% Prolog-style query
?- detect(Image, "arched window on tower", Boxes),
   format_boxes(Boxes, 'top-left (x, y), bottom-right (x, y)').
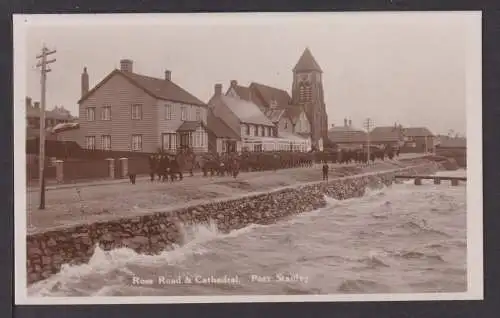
top-left (299, 82), bottom-right (312, 103)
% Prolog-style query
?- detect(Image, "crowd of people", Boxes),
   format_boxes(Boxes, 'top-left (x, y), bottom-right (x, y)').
top-left (144, 146), bottom-right (401, 183)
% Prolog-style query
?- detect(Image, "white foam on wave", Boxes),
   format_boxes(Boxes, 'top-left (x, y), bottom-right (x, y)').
top-left (28, 220), bottom-right (263, 297)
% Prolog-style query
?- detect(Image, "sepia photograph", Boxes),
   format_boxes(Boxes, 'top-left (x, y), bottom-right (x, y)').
top-left (14, 12), bottom-right (482, 304)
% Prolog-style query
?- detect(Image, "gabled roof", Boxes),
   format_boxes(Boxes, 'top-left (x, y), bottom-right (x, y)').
top-left (177, 121), bottom-right (204, 132)
top-left (370, 126), bottom-right (405, 143)
top-left (78, 69), bottom-right (206, 106)
top-left (218, 95), bottom-right (275, 126)
top-left (403, 127), bottom-right (434, 137)
top-left (231, 85), bottom-right (252, 101)
top-left (206, 109), bottom-right (241, 140)
top-left (293, 48), bottom-right (323, 73)
top-left (264, 109), bottom-right (286, 123)
top-left (249, 82), bottom-right (292, 108)
top-left (328, 126), bottom-right (368, 144)
top-left (284, 105), bottom-right (304, 123)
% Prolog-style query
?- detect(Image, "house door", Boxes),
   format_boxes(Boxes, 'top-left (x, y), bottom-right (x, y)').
top-left (179, 133), bottom-right (191, 149)
top-left (114, 158), bottom-right (122, 179)
top-left (227, 140), bottom-right (236, 153)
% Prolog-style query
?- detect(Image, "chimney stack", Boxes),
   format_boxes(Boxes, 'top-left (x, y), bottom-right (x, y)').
top-left (120, 59), bottom-right (133, 73)
top-left (34, 101), bottom-right (40, 109)
top-left (81, 67), bottom-right (89, 97)
top-left (344, 118), bottom-right (347, 127)
top-left (230, 80), bottom-right (238, 87)
top-left (349, 119), bottom-right (352, 127)
top-left (215, 84), bottom-right (222, 96)
top-left (164, 70), bottom-right (171, 81)
top-left (25, 97), bottom-right (32, 108)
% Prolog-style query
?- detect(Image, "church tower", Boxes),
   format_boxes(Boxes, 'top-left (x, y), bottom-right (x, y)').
top-left (291, 48), bottom-right (328, 150)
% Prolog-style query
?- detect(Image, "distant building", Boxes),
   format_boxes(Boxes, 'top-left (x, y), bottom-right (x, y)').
top-left (370, 125), bottom-right (407, 147)
top-left (64, 60), bottom-right (209, 153)
top-left (227, 81), bottom-right (311, 139)
top-left (327, 119), bottom-right (367, 149)
top-left (208, 84), bottom-right (310, 152)
top-left (402, 127), bottom-right (435, 153)
top-left (25, 96), bottom-right (76, 140)
top-left (206, 107), bottom-right (241, 153)
top-left (435, 135), bottom-right (466, 167)
top-left (369, 124), bottom-right (435, 153)
top-left (224, 47), bottom-right (326, 150)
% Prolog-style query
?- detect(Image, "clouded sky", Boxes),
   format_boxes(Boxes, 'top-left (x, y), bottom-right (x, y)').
top-left (22, 12), bottom-right (474, 135)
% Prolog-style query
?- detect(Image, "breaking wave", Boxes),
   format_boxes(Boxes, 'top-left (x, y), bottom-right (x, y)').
top-left (28, 172), bottom-right (467, 296)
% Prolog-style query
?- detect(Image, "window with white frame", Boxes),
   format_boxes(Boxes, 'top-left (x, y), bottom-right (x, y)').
top-left (85, 136), bottom-right (96, 150)
top-left (131, 104), bottom-right (142, 120)
top-left (101, 106), bottom-right (111, 120)
top-left (131, 134), bottom-right (143, 151)
top-left (101, 135), bottom-right (111, 150)
top-left (87, 107), bottom-right (96, 121)
top-left (250, 125), bottom-right (255, 136)
top-left (195, 108), bottom-right (201, 121)
top-left (162, 133), bottom-right (176, 151)
top-left (164, 104), bottom-right (173, 120)
top-left (181, 106), bottom-right (187, 121)
top-left (246, 124), bottom-right (250, 135)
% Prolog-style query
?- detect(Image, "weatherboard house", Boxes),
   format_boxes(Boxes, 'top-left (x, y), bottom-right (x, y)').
top-left (63, 59), bottom-right (211, 153)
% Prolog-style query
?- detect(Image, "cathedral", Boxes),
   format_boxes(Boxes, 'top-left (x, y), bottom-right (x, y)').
top-left (291, 47), bottom-right (329, 149)
top-left (222, 47), bottom-right (329, 150)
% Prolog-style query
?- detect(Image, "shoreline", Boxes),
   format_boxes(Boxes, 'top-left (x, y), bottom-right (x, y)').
top-left (25, 159), bottom-right (443, 284)
top-left (27, 157), bottom-right (430, 234)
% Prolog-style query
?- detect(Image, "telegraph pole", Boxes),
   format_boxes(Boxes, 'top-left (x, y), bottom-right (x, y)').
top-left (36, 45), bottom-right (56, 210)
top-left (363, 118), bottom-right (373, 164)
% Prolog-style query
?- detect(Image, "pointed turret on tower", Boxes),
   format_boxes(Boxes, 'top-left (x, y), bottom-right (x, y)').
top-left (293, 47), bottom-right (323, 73)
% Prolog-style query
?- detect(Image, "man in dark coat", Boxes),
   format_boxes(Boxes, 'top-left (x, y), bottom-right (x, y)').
top-left (322, 161), bottom-right (329, 181)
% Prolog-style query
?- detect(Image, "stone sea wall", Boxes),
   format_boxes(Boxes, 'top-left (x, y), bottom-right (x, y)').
top-left (26, 161), bottom-right (441, 284)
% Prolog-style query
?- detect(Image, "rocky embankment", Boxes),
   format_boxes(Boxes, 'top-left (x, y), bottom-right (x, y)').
top-left (26, 160), bottom-right (442, 284)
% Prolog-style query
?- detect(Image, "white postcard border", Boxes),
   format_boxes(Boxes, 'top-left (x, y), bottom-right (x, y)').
top-left (13, 11), bottom-right (483, 305)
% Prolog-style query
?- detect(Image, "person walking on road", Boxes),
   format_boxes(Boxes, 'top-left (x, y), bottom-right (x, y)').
top-left (322, 161), bottom-right (329, 181)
